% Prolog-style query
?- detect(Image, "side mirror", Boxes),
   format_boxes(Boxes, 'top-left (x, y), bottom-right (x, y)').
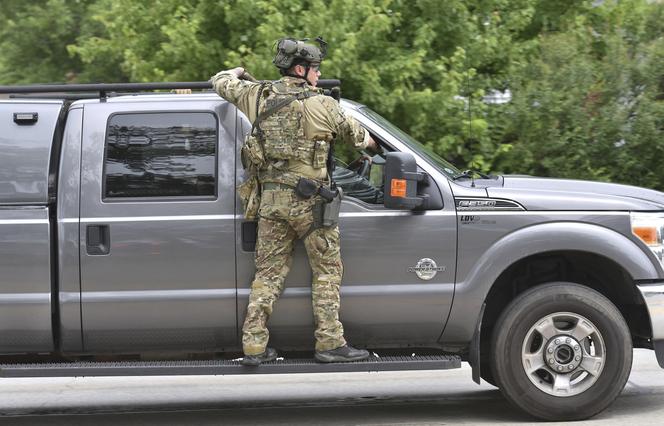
top-left (383, 152), bottom-right (429, 210)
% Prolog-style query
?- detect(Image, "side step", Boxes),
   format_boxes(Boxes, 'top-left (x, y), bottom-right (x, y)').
top-left (0, 355), bottom-right (461, 378)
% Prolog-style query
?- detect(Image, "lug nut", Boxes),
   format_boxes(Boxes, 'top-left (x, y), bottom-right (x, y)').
top-left (549, 359), bottom-right (555, 364)
top-left (555, 339), bottom-right (560, 345)
top-left (574, 345), bottom-right (580, 351)
top-left (548, 348), bottom-right (554, 354)
top-left (568, 365), bottom-right (574, 370)
top-left (575, 356), bottom-right (581, 361)
top-left (566, 338), bottom-right (571, 344)
top-left (558, 366), bottom-right (563, 371)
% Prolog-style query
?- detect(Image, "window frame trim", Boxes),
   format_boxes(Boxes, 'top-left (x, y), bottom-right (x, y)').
top-left (101, 110), bottom-right (220, 203)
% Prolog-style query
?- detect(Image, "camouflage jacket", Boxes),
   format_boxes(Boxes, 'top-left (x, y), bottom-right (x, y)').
top-left (211, 71), bottom-right (369, 181)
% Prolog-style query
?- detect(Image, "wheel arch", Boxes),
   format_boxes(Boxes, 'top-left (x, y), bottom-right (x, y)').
top-left (447, 222), bottom-right (658, 383)
top-left (479, 250), bottom-right (652, 360)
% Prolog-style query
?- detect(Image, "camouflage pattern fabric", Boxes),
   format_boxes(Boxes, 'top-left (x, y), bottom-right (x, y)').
top-left (212, 70), bottom-right (368, 356)
top-left (236, 173), bottom-right (261, 220)
top-left (259, 81), bottom-right (324, 167)
top-left (242, 189), bottom-right (346, 355)
top-left (211, 72), bottom-right (369, 181)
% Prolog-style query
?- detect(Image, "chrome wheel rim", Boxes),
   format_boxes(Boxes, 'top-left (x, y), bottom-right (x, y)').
top-left (521, 312), bottom-right (606, 397)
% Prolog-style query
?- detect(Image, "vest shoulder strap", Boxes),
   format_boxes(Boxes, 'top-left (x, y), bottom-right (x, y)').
top-left (256, 90), bottom-right (318, 124)
top-left (250, 82), bottom-right (269, 135)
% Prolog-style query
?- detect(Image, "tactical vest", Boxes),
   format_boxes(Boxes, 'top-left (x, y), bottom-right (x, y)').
top-left (256, 80), bottom-right (329, 186)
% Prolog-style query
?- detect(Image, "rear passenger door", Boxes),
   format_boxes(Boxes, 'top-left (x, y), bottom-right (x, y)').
top-left (78, 100), bottom-right (238, 353)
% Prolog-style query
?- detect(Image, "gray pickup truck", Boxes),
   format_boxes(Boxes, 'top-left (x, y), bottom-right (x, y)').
top-left (0, 81), bottom-right (662, 421)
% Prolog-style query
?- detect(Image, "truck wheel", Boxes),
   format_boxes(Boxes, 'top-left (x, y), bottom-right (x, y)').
top-left (491, 282), bottom-right (632, 421)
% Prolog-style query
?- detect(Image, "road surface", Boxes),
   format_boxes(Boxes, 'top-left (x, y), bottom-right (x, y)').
top-left (0, 349), bottom-right (662, 425)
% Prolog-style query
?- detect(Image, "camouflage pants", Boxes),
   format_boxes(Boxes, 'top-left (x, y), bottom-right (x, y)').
top-left (242, 188), bottom-right (347, 355)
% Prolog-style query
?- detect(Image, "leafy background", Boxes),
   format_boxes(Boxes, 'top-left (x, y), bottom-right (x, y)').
top-left (1, 0), bottom-right (663, 189)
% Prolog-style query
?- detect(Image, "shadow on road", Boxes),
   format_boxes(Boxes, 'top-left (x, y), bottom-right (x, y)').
top-left (2, 350), bottom-right (662, 425)
top-left (3, 389), bottom-right (534, 425)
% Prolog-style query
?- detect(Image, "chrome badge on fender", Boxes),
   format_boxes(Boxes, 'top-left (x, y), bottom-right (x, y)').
top-left (408, 258), bottom-right (446, 281)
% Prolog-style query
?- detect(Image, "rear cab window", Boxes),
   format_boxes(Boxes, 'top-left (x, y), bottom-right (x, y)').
top-left (103, 112), bottom-right (218, 200)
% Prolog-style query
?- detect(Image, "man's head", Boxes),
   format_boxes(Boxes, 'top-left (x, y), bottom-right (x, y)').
top-left (273, 37), bottom-right (327, 86)
top-left (288, 60), bottom-right (321, 87)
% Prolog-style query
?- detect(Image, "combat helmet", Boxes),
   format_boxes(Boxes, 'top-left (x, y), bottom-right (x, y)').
top-left (273, 36), bottom-right (327, 70)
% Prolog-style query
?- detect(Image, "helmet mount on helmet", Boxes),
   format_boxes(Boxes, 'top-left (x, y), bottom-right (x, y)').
top-left (273, 36), bottom-right (327, 85)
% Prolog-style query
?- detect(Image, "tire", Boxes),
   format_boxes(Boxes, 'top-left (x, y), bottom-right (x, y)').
top-left (491, 282), bottom-right (632, 421)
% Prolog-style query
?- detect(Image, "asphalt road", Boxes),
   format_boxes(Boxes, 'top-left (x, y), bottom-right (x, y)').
top-left (0, 349), bottom-right (662, 425)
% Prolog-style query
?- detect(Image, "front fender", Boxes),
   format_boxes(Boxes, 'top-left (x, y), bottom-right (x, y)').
top-left (442, 221), bottom-right (660, 343)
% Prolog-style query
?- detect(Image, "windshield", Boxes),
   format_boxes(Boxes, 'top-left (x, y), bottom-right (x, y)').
top-left (358, 107), bottom-right (461, 178)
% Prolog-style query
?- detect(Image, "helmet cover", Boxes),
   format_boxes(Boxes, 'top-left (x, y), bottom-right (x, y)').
top-left (273, 36), bottom-right (327, 69)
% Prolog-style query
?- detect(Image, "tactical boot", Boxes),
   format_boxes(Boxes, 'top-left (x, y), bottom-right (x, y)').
top-left (315, 344), bottom-right (370, 363)
top-left (241, 347), bottom-right (278, 366)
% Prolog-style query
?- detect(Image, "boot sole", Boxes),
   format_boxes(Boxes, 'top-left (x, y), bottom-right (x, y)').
top-left (241, 351), bottom-right (278, 366)
top-left (314, 352), bottom-right (370, 363)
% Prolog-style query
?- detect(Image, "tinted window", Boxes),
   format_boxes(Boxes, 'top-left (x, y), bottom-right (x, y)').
top-left (104, 112), bottom-right (217, 198)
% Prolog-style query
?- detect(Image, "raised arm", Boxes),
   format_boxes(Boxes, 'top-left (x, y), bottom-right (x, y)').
top-left (211, 67), bottom-right (263, 122)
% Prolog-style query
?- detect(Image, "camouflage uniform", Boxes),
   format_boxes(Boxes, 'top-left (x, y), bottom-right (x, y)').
top-left (212, 71), bottom-right (368, 355)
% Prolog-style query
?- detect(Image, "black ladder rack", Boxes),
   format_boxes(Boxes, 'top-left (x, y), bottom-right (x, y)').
top-left (0, 80), bottom-right (342, 101)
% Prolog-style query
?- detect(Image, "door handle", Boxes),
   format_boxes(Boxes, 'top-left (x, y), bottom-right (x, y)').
top-left (86, 224), bottom-right (111, 255)
top-left (241, 221), bottom-right (257, 252)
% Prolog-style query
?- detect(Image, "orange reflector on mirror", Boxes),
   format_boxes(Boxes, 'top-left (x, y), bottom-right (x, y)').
top-left (634, 226), bottom-right (658, 245)
top-left (391, 179), bottom-right (407, 198)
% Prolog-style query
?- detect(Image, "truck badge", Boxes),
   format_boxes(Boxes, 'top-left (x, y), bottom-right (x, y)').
top-left (458, 200), bottom-right (497, 209)
top-left (408, 258), bottom-right (446, 281)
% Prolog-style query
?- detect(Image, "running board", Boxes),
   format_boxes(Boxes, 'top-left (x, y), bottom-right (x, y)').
top-left (0, 355), bottom-right (461, 378)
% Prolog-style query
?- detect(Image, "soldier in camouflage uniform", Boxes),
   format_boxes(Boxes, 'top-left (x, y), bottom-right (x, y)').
top-left (212, 37), bottom-right (379, 366)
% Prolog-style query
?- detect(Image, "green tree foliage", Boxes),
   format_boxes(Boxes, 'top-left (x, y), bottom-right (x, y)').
top-left (0, 0), bottom-right (662, 189)
top-left (492, 0), bottom-right (664, 189)
top-left (0, 0), bottom-right (93, 83)
top-left (67, 0), bottom-right (553, 170)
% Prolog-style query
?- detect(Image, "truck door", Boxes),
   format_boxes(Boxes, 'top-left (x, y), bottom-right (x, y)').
top-left (78, 100), bottom-right (238, 353)
top-left (235, 110), bottom-right (457, 349)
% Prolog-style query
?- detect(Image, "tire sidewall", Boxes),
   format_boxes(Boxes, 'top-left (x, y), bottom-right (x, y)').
top-left (492, 282), bottom-right (633, 421)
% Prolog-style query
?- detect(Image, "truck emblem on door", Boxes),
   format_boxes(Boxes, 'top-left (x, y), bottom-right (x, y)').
top-left (408, 258), bottom-right (446, 280)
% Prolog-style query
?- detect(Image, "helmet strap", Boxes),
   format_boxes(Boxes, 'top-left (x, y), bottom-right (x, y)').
top-left (285, 72), bottom-right (307, 81)
top-left (303, 64), bottom-right (313, 85)
top-left (285, 64), bottom-right (312, 85)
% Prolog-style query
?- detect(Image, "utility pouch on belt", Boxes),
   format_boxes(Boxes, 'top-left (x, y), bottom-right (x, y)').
top-left (295, 177), bottom-right (319, 199)
top-left (237, 174), bottom-right (261, 220)
top-left (240, 134), bottom-right (266, 170)
top-left (322, 188), bottom-right (342, 227)
top-left (312, 140), bottom-right (328, 169)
